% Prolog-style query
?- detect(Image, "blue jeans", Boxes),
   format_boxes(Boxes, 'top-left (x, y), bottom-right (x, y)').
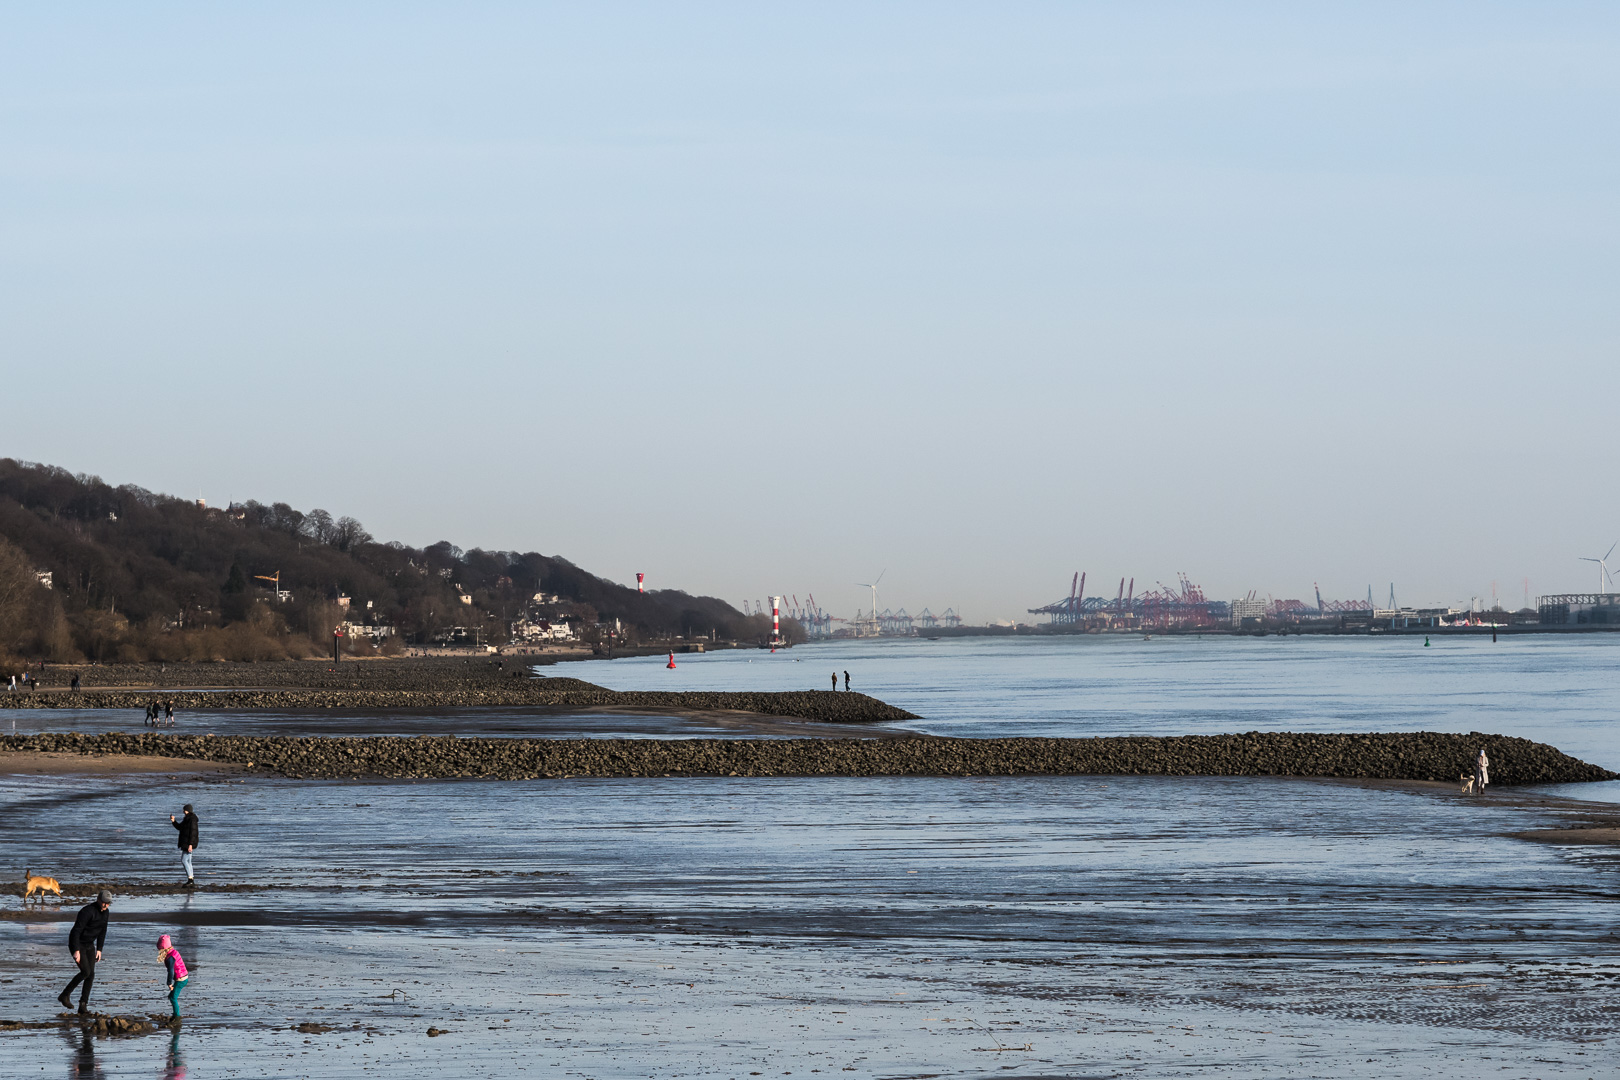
top-left (181, 851), bottom-right (193, 879)
top-left (169, 977), bottom-right (187, 1017)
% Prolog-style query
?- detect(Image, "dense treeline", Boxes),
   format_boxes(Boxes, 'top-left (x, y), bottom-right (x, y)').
top-left (0, 459), bottom-right (776, 665)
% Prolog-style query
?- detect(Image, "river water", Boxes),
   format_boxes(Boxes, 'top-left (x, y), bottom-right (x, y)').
top-left (2, 636), bottom-right (1619, 1078)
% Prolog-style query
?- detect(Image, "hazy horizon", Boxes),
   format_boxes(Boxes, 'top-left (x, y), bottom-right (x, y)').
top-left (4, 5), bottom-right (1616, 620)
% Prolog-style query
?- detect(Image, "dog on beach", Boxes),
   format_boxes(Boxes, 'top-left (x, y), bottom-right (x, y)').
top-left (1459, 773), bottom-right (1476, 795)
top-left (23, 870), bottom-right (62, 903)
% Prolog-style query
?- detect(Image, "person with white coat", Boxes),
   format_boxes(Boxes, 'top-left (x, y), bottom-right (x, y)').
top-left (1474, 748), bottom-right (1490, 794)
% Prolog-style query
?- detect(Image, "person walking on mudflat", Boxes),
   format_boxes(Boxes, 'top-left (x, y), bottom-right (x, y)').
top-left (1475, 748), bottom-right (1490, 794)
top-left (156, 934), bottom-right (189, 1021)
top-left (171, 805), bottom-right (199, 886)
top-left (58, 891), bottom-right (111, 1013)
top-left (843, 670), bottom-right (850, 692)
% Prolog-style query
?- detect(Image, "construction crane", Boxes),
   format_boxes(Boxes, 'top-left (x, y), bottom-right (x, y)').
top-left (253, 571), bottom-right (291, 602)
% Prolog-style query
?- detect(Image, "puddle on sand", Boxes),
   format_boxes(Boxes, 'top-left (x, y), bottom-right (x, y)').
top-left (2, 771), bottom-right (1617, 1076)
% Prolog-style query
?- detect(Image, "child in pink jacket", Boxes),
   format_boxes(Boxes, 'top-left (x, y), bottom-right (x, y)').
top-left (157, 935), bottom-right (189, 1020)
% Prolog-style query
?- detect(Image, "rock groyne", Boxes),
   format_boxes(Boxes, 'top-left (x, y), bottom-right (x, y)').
top-left (4, 731), bottom-right (1611, 785)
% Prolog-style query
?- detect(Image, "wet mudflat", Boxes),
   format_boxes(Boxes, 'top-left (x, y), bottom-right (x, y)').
top-left (3, 766), bottom-right (1618, 1077)
top-left (0, 705), bottom-right (904, 741)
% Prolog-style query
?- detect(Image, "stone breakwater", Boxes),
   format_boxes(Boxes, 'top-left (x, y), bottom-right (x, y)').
top-left (0, 687), bottom-right (917, 724)
top-left (4, 731), bottom-right (1612, 785)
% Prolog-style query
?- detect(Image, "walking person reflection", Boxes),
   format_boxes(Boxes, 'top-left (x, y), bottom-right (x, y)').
top-left (160, 1026), bottom-right (187, 1080)
top-left (62, 1025), bottom-right (103, 1080)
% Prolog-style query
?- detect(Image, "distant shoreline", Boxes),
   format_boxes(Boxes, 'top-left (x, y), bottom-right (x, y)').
top-left (916, 623), bottom-right (1620, 638)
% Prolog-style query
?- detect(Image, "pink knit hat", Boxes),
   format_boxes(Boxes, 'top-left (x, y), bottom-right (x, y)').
top-left (157, 935), bottom-right (172, 950)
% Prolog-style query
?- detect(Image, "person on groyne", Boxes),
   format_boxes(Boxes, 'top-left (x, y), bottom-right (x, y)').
top-left (171, 804), bottom-right (199, 887)
top-left (58, 890), bottom-right (111, 1014)
top-left (1475, 748), bottom-right (1490, 794)
top-left (157, 934), bottom-right (190, 1021)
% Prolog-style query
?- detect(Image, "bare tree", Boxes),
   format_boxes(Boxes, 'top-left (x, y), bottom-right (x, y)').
top-left (303, 509), bottom-right (335, 545)
top-left (331, 516), bottom-right (372, 552)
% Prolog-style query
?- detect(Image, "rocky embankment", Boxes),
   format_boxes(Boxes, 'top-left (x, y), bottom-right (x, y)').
top-left (3, 731), bottom-right (1611, 785)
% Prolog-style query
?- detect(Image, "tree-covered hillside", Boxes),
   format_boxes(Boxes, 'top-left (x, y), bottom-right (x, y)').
top-left (0, 459), bottom-right (771, 663)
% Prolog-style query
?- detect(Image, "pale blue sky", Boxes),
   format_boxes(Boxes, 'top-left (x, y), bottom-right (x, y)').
top-left (3, 4), bottom-right (1616, 619)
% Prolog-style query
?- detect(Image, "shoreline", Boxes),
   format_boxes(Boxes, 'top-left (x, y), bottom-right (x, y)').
top-left (0, 685), bottom-right (918, 725)
top-left (0, 750), bottom-right (246, 777)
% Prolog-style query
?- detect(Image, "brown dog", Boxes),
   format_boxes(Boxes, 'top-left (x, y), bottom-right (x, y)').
top-left (23, 870), bottom-right (62, 903)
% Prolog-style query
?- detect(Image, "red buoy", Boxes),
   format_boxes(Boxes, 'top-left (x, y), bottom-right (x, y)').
top-left (667, 652), bottom-right (676, 669)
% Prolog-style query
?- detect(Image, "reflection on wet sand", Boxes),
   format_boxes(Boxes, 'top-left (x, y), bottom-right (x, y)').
top-left (160, 1026), bottom-right (185, 1080)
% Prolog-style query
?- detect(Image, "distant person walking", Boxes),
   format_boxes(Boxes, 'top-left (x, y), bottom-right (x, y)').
top-left (58, 891), bottom-right (112, 1014)
top-left (1475, 748), bottom-right (1490, 794)
top-left (171, 805), bottom-right (199, 887)
top-left (156, 935), bottom-right (189, 1020)
top-left (70, 673), bottom-right (81, 692)
top-left (831, 673), bottom-right (837, 691)
top-left (843, 670), bottom-right (850, 692)
top-left (164, 701), bottom-right (175, 724)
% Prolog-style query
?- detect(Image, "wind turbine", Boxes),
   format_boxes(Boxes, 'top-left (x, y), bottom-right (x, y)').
top-left (856, 570), bottom-right (886, 632)
top-left (1579, 541), bottom-right (1618, 594)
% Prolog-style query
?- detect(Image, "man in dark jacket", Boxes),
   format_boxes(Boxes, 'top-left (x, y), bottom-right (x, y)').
top-left (171, 805), bottom-right (199, 886)
top-left (58, 890), bottom-right (111, 1013)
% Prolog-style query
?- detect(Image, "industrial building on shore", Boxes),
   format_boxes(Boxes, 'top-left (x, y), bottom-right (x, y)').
top-left (1027, 572), bottom-right (1620, 633)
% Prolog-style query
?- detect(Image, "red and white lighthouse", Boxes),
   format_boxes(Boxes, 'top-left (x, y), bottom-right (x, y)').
top-left (636, 572), bottom-right (644, 593)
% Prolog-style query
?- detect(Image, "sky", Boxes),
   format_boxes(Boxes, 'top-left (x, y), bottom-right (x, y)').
top-left (2, 4), bottom-right (1617, 621)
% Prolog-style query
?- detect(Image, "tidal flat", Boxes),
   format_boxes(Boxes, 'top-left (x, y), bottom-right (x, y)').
top-left (3, 763), bottom-right (1619, 1078)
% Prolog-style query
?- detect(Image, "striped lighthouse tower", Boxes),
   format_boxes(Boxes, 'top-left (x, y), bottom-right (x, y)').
top-left (770, 596), bottom-right (785, 648)
top-left (636, 573), bottom-right (644, 593)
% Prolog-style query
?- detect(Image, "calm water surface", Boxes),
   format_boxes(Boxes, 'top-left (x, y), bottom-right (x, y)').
top-left (574, 635), bottom-right (1620, 792)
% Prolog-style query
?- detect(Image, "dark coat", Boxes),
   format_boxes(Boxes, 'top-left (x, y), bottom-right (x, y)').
top-left (173, 811), bottom-right (199, 850)
top-left (68, 902), bottom-right (108, 953)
